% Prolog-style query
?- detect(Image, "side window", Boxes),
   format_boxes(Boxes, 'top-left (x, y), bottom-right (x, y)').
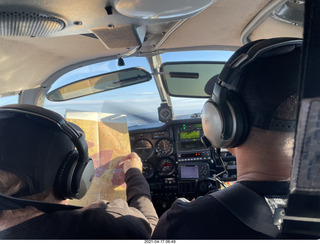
top-left (0, 95), bottom-right (19, 106)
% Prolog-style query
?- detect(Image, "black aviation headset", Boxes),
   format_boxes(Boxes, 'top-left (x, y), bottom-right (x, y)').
top-left (201, 38), bottom-right (303, 149)
top-left (0, 104), bottom-right (95, 200)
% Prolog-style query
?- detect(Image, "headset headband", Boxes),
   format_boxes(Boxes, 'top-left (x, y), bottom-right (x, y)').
top-left (218, 38), bottom-right (303, 91)
top-left (0, 104), bottom-right (89, 167)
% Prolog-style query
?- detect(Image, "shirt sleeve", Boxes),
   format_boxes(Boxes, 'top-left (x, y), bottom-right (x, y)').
top-left (96, 168), bottom-right (158, 238)
top-left (124, 168), bottom-right (159, 232)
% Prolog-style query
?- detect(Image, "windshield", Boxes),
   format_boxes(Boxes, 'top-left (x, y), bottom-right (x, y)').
top-left (44, 50), bottom-right (233, 127)
top-left (44, 57), bottom-right (160, 126)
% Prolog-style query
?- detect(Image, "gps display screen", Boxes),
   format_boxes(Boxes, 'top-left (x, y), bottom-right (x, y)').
top-left (179, 131), bottom-right (200, 140)
top-left (180, 165), bottom-right (199, 179)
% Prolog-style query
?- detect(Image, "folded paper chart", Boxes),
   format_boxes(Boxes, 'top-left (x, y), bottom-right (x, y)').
top-left (66, 111), bottom-right (131, 206)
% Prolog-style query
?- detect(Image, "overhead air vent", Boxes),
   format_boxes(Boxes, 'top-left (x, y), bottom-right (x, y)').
top-left (0, 11), bottom-right (66, 37)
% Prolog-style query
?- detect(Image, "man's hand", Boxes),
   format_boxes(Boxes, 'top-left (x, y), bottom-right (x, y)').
top-left (121, 152), bottom-right (142, 174)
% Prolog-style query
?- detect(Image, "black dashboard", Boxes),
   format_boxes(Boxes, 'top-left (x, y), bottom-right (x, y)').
top-left (129, 118), bottom-right (237, 216)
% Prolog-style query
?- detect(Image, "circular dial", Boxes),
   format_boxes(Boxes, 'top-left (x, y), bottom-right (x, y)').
top-left (133, 139), bottom-right (153, 160)
top-left (142, 162), bottom-right (154, 179)
top-left (156, 139), bottom-right (173, 156)
top-left (159, 107), bottom-right (172, 122)
top-left (158, 158), bottom-right (174, 176)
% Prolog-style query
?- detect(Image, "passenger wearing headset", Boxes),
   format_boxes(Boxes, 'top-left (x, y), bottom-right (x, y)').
top-left (0, 104), bottom-right (158, 239)
top-left (152, 38), bottom-right (308, 239)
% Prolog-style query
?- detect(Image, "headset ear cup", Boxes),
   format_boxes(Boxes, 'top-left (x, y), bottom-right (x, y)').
top-left (202, 92), bottom-right (249, 148)
top-left (226, 91), bottom-right (249, 147)
top-left (71, 158), bottom-right (95, 199)
top-left (202, 99), bottom-right (225, 148)
top-left (54, 150), bottom-right (79, 199)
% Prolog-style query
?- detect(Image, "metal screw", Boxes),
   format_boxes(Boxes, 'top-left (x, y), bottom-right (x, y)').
top-left (73, 21), bottom-right (82, 26)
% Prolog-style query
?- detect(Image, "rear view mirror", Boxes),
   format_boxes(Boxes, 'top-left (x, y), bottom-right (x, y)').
top-left (47, 67), bottom-right (152, 101)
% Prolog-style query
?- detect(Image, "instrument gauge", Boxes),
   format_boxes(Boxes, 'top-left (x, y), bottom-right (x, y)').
top-left (159, 158), bottom-right (175, 176)
top-left (142, 162), bottom-right (154, 179)
top-left (133, 139), bottom-right (153, 161)
top-left (158, 104), bottom-right (173, 122)
top-left (156, 139), bottom-right (173, 156)
top-left (159, 107), bottom-right (172, 122)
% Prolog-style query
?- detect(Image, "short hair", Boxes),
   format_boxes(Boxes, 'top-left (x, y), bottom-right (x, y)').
top-left (236, 47), bottom-right (301, 130)
top-left (275, 95), bottom-right (298, 121)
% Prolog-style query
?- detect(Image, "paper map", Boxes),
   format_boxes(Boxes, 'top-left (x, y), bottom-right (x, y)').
top-left (66, 111), bottom-right (131, 206)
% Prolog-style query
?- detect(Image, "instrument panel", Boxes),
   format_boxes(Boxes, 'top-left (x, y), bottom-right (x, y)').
top-left (129, 118), bottom-right (237, 216)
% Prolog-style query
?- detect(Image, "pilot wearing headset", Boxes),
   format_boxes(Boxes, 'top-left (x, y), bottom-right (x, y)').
top-left (152, 38), bottom-right (311, 239)
top-left (0, 104), bottom-right (158, 239)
